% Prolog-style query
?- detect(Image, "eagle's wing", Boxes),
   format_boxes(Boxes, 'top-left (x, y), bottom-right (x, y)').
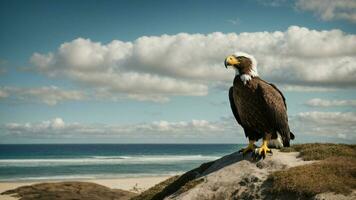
top-left (229, 87), bottom-right (242, 125)
top-left (257, 81), bottom-right (293, 146)
top-left (268, 82), bottom-right (295, 140)
top-left (258, 79), bottom-right (287, 109)
top-left (268, 83), bottom-right (286, 109)
top-left (229, 86), bottom-right (264, 140)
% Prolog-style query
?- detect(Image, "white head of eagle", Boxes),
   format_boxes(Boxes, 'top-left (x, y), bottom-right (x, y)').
top-left (224, 52), bottom-right (259, 85)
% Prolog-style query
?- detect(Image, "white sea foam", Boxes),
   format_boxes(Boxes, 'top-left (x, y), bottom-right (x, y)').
top-left (0, 172), bottom-right (185, 182)
top-left (0, 155), bottom-right (221, 167)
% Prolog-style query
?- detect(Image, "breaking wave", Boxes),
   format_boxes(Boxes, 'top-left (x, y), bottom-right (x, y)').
top-left (0, 155), bottom-right (220, 167)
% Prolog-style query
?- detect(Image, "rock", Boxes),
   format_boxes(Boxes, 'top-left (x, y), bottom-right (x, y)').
top-left (165, 150), bottom-right (311, 200)
top-left (136, 150), bottom-right (314, 200)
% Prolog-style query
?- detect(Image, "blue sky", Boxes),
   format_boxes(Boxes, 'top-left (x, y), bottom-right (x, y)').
top-left (0, 0), bottom-right (355, 143)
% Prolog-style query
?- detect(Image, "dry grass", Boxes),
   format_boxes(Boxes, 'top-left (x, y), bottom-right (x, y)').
top-left (134, 178), bottom-right (203, 199)
top-left (131, 161), bottom-right (214, 200)
top-left (130, 176), bottom-right (180, 200)
top-left (270, 143), bottom-right (356, 198)
top-left (175, 178), bottom-right (204, 195)
top-left (269, 157), bottom-right (356, 197)
top-left (1, 181), bottom-right (138, 200)
top-left (280, 143), bottom-right (356, 160)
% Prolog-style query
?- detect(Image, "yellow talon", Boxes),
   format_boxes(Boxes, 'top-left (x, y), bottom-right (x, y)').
top-left (258, 141), bottom-right (270, 155)
top-left (256, 139), bottom-right (272, 158)
top-left (239, 140), bottom-right (256, 155)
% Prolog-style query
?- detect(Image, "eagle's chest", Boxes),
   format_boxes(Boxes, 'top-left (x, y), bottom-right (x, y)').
top-left (233, 78), bottom-right (263, 126)
top-left (233, 78), bottom-right (259, 104)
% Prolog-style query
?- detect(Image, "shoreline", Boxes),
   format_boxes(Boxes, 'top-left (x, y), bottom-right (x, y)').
top-left (0, 176), bottom-right (172, 200)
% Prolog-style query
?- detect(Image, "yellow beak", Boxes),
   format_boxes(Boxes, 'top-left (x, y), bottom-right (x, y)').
top-left (224, 55), bottom-right (239, 68)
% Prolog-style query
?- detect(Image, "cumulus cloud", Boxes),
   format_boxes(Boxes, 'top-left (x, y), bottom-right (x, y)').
top-left (279, 85), bottom-right (339, 92)
top-left (257, 0), bottom-right (288, 7)
top-left (3, 112), bottom-right (355, 143)
top-left (30, 26), bottom-right (356, 102)
top-left (31, 38), bottom-right (208, 102)
top-left (2, 117), bottom-right (240, 141)
top-left (305, 98), bottom-right (356, 107)
top-left (296, 0), bottom-right (356, 23)
top-left (5, 118), bottom-right (69, 136)
top-left (291, 111), bottom-right (356, 142)
top-left (0, 86), bottom-right (86, 105)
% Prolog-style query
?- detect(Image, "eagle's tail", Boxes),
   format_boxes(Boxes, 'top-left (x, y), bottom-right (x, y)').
top-left (282, 131), bottom-right (295, 147)
top-left (270, 131), bottom-right (295, 148)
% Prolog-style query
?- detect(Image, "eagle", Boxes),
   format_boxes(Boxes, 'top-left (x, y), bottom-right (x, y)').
top-left (224, 52), bottom-right (295, 158)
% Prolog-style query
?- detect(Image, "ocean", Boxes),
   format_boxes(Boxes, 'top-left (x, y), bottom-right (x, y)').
top-left (0, 144), bottom-right (242, 182)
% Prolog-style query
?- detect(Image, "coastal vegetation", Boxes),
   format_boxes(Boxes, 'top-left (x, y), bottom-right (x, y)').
top-left (269, 143), bottom-right (356, 198)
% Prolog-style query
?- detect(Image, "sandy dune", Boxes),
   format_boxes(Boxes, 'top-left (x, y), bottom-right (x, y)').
top-left (0, 176), bottom-right (171, 200)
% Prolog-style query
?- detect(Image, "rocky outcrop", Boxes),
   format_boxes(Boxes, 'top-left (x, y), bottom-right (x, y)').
top-left (135, 150), bottom-right (315, 200)
top-left (166, 150), bottom-right (313, 200)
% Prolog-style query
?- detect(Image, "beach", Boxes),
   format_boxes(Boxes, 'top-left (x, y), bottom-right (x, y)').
top-left (0, 176), bottom-right (171, 200)
top-left (0, 144), bottom-right (233, 199)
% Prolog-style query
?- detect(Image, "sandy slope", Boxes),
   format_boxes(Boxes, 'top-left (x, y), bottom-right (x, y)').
top-left (0, 176), bottom-right (170, 200)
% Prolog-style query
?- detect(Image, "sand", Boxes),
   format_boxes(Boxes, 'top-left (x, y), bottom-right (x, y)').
top-left (0, 176), bottom-right (171, 200)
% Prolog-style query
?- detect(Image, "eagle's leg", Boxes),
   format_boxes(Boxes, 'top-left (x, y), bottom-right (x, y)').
top-left (238, 140), bottom-right (256, 156)
top-left (254, 134), bottom-right (273, 159)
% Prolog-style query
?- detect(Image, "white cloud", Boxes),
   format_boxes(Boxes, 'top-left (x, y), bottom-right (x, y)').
top-left (291, 111), bottom-right (356, 142)
top-left (296, 0), bottom-right (356, 23)
top-left (30, 26), bottom-right (356, 102)
top-left (51, 118), bottom-right (65, 129)
top-left (5, 118), bottom-right (67, 136)
top-left (279, 85), bottom-right (339, 92)
top-left (0, 86), bottom-right (86, 105)
top-left (305, 98), bottom-right (356, 107)
top-left (296, 111), bottom-right (356, 125)
top-left (257, 0), bottom-right (288, 7)
top-left (2, 117), bottom-right (239, 141)
top-left (126, 94), bottom-right (170, 103)
top-left (0, 112), bottom-right (356, 143)
top-left (31, 38), bottom-right (208, 102)
top-left (227, 18), bottom-right (241, 25)
top-left (3, 113), bottom-right (355, 143)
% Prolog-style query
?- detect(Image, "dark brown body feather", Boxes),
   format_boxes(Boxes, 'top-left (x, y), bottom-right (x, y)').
top-left (229, 75), bottom-right (294, 146)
